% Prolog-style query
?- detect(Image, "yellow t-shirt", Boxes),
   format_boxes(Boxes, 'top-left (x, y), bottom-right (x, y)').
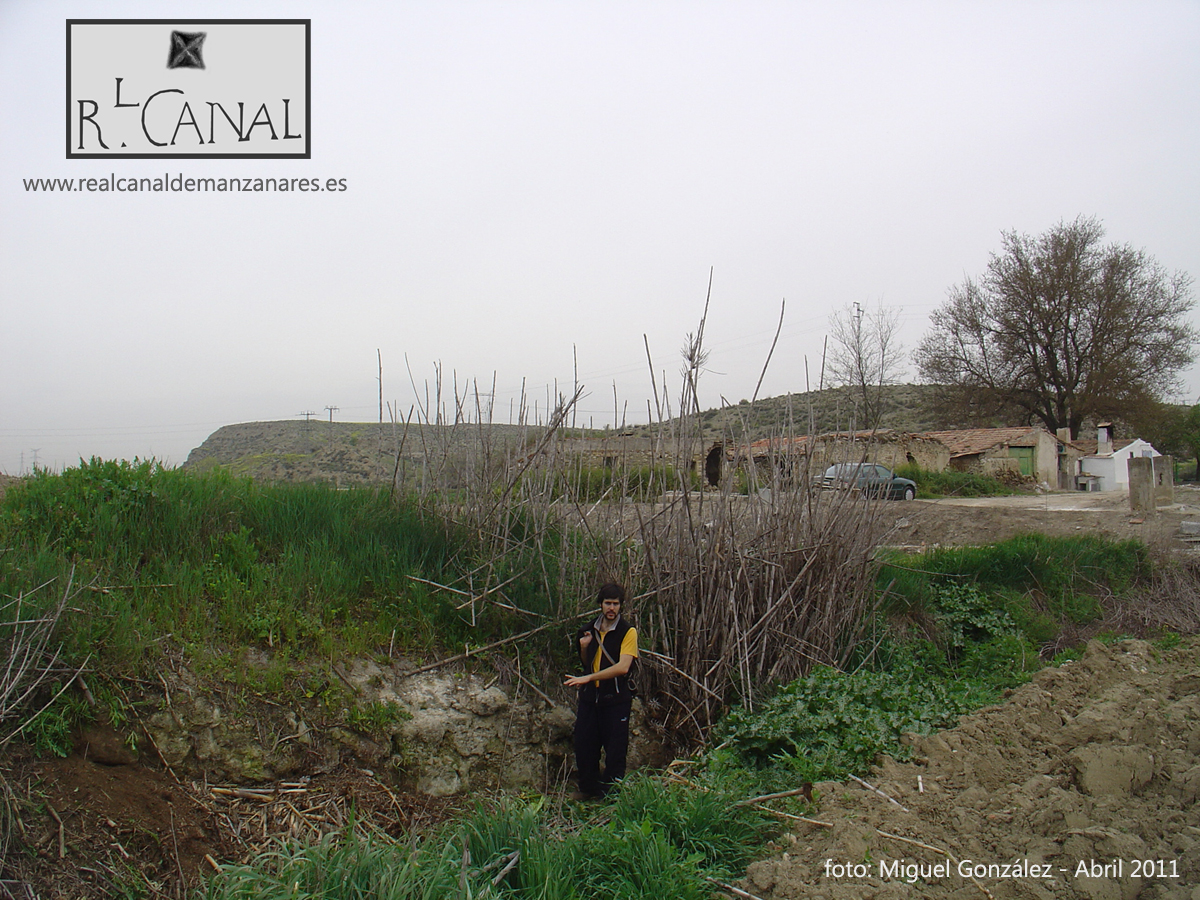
top-left (590, 627), bottom-right (638, 673)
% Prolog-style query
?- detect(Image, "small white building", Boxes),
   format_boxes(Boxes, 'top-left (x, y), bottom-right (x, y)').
top-left (1076, 423), bottom-right (1158, 492)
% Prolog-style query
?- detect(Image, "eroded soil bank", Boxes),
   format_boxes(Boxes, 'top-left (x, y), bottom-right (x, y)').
top-left (743, 637), bottom-right (1200, 900)
top-left (0, 658), bottom-right (665, 898)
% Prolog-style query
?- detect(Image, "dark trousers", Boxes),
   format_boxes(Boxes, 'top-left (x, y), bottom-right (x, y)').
top-left (573, 698), bottom-right (632, 795)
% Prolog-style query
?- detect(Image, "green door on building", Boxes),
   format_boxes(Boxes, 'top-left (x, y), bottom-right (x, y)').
top-left (1010, 447), bottom-right (1034, 477)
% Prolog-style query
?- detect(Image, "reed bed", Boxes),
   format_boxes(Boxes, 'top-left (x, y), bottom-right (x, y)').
top-left (0, 304), bottom-right (896, 750)
top-left (393, 312), bottom-right (893, 743)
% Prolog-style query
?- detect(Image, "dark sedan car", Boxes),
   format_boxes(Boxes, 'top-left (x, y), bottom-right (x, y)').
top-left (822, 463), bottom-right (917, 500)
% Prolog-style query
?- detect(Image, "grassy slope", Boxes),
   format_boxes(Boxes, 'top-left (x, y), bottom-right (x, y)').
top-left (0, 459), bottom-right (566, 673)
top-left (0, 457), bottom-right (1185, 899)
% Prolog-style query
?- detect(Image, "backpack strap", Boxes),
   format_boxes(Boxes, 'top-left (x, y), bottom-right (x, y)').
top-left (597, 619), bottom-right (629, 667)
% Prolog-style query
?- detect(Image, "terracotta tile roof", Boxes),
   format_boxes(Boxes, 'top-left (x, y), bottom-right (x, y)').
top-left (819, 429), bottom-right (900, 439)
top-left (920, 426), bottom-right (1049, 457)
top-left (746, 435), bottom-right (810, 453)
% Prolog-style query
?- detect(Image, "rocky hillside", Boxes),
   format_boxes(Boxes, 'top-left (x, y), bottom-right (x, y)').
top-left (181, 386), bottom-right (961, 485)
top-left (620, 382), bottom-right (992, 444)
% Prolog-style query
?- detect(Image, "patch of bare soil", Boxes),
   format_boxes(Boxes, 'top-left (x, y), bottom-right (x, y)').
top-left (884, 488), bottom-right (1200, 551)
top-left (742, 637), bottom-right (1200, 900)
top-left (0, 738), bottom-right (466, 898)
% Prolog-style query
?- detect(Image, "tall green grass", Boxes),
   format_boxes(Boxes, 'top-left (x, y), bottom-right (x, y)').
top-left (893, 463), bottom-right (1017, 498)
top-left (878, 532), bottom-right (1151, 627)
top-left (203, 779), bottom-right (773, 900)
top-left (0, 459), bottom-right (567, 670)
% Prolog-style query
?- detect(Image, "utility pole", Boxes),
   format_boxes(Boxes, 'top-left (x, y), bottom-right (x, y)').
top-left (30, 449), bottom-right (40, 471)
top-left (299, 410), bottom-right (316, 452)
top-left (324, 406), bottom-right (339, 450)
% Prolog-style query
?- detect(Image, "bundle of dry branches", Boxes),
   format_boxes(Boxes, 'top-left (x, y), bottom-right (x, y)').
top-left (0, 570), bottom-right (84, 746)
top-left (0, 568), bottom-right (90, 862)
top-left (1106, 549), bottom-right (1200, 636)
top-left (621, 479), bottom-right (888, 737)
top-left (382, 292), bottom-right (893, 745)
top-left (201, 778), bottom-right (458, 857)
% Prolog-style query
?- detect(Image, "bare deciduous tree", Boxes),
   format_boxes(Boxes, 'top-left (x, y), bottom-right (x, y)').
top-left (826, 302), bottom-right (905, 430)
top-left (914, 217), bottom-right (1196, 438)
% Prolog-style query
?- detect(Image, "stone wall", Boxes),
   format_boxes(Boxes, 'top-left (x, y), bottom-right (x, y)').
top-left (749, 433), bottom-right (950, 483)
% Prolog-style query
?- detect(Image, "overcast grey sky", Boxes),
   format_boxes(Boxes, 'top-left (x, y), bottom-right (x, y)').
top-left (3, 1), bottom-right (1199, 474)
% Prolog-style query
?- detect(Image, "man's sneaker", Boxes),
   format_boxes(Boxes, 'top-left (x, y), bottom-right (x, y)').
top-left (569, 789), bottom-right (601, 802)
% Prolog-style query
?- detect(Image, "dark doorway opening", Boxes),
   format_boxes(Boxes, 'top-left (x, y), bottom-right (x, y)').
top-left (705, 445), bottom-right (723, 487)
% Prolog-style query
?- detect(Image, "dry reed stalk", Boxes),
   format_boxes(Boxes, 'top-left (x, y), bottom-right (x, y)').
top-left (391, 306), bottom-right (894, 745)
top-left (0, 569), bottom-right (89, 747)
top-left (1105, 550), bottom-right (1200, 636)
top-left (617, 478), bottom-right (887, 737)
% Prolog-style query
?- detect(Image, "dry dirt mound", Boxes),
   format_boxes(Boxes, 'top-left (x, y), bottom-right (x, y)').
top-left (743, 637), bottom-right (1200, 900)
top-left (2, 747), bottom-right (464, 898)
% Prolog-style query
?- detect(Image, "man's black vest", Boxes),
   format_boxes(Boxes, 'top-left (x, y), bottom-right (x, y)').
top-left (577, 617), bottom-right (636, 706)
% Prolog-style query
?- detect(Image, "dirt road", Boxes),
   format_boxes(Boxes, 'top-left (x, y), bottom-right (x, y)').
top-left (884, 487), bottom-right (1200, 551)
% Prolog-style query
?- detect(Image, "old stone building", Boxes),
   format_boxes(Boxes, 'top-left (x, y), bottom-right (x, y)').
top-left (739, 430), bottom-right (950, 486)
top-left (921, 426), bottom-right (1075, 488)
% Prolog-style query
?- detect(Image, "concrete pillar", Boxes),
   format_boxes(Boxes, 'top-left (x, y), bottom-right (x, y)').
top-left (1153, 455), bottom-right (1175, 506)
top-left (1056, 428), bottom-right (1074, 490)
top-left (1128, 457), bottom-right (1156, 516)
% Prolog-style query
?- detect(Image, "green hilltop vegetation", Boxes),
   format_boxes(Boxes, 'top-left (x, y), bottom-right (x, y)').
top-left (184, 419), bottom-right (541, 485)
top-left (679, 382), bottom-right (956, 441)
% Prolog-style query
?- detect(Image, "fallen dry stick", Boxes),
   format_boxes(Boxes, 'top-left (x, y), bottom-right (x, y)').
top-left (45, 803), bottom-right (65, 859)
top-left (403, 615), bottom-right (590, 676)
top-left (707, 877), bottom-right (769, 900)
top-left (848, 774), bottom-right (909, 812)
top-left (758, 808), bottom-right (833, 828)
top-left (732, 785), bottom-right (813, 807)
top-left (492, 850), bottom-right (521, 886)
top-left (210, 787), bottom-right (278, 803)
top-left (876, 829), bottom-right (994, 900)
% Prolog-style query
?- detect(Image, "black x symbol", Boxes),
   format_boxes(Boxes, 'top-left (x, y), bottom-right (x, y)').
top-left (168, 31), bottom-right (206, 69)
